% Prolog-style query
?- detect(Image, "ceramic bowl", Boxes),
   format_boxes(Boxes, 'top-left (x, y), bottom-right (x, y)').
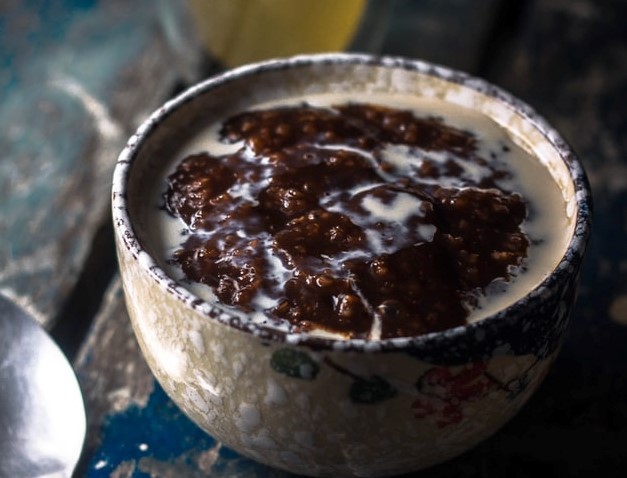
top-left (112, 53), bottom-right (592, 477)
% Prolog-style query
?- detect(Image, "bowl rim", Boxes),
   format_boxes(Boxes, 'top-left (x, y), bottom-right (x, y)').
top-left (112, 52), bottom-right (592, 353)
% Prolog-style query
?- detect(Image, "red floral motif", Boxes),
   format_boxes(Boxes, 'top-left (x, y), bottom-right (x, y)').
top-left (412, 362), bottom-right (498, 427)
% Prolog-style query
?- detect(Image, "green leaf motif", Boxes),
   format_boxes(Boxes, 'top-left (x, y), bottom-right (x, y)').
top-left (270, 348), bottom-right (320, 380)
top-left (350, 375), bottom-right (398, 404)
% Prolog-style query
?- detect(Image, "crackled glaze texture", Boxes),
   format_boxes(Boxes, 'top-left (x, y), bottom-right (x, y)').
top-left (112, 54), bottom-right (591, 477)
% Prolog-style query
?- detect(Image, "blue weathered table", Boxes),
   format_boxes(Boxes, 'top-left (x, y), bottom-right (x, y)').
top-left (2, 0), bottom-right (627, 476)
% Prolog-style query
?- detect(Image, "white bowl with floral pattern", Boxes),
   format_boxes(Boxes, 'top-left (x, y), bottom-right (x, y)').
top-left (112, 53), bottom-right (592, 477)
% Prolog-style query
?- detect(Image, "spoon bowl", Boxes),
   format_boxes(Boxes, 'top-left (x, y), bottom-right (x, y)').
top-left (0, 294), bottom-right (86, 478)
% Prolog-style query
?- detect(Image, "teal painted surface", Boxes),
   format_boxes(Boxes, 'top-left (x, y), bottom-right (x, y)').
top-left (87, 383), bottom-right (293, 477)
top-left (0, 0), bottom-right (200, 324)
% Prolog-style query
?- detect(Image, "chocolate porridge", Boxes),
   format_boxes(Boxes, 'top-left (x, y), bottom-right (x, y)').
top-left (147, 94), bottom-right (570, 340)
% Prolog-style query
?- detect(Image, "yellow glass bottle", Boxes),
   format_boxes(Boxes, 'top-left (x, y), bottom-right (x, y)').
top-left (188, 0), bottom-right (367, 67)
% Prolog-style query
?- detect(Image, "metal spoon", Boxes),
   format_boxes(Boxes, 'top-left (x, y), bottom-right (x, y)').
top-left (0, 294), bottom-right (86, 478)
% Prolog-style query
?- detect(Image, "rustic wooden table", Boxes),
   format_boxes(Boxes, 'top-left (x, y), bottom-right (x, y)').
top-left (2, 0), bottom-right (627, 476)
